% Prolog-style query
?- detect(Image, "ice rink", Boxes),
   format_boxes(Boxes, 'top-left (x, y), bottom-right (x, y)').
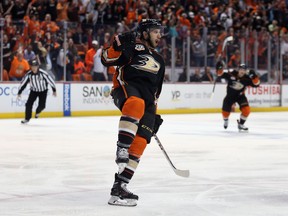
top-left (0, 112), bottom-right (288, 216)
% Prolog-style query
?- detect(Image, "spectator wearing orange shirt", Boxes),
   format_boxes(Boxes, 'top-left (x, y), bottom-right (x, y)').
top-left (26, 11), bottom-right (42, 36)
top-left (85, 40), bottom-right (98, 73)
top-left (125, 6), bottom-right (137, 26)
top-left (103, 32), bottom-right (115, 81)
top-left (56, 0), bottom-right (69, 21)
top-left (9, 52), bottom-right (30, 81)
top-left (41, 14), bottom-right (60, 34)
top-left (178, 13), bottom-right (191, 30)
top-left (74, 56), bottom-right (86, 75)
top-left (228, 49), bottom-right (241, 68)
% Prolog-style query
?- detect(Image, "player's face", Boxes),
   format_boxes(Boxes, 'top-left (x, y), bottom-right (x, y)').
top-left (238, 68), bottom-right (246, 77)
top-left (149, 28), bottom-right (162, 48)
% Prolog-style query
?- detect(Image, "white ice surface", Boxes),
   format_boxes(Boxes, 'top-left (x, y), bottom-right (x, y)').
top-left (0, 112), bottom-right (288, 216)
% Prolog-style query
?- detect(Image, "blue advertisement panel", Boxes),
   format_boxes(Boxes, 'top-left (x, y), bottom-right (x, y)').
top-left (63, 83), bottom-right (71, 116)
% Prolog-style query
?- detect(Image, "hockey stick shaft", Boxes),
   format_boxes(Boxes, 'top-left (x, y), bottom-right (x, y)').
top-left (211, 36), bottom-right (233, 100)
top-left (210, 78), bottom-right (217, 101)
top-left (153, 134), bottom-right (190, 178)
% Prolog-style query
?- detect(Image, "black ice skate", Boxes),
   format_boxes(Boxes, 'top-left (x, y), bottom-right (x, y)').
top-left (21, 119), bottom-right (29, 124)
top-left (224, 119), bottom-right (229, 129)
top-left (108, 174), bottom-right (138, 207)
top-left (237, 120), bottom-right (248, 132)
top-left (35, 113), bottom-right (40, 118)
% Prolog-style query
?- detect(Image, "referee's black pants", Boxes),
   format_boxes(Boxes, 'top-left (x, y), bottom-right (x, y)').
top-left (25, 90), bottom-right (48, 120)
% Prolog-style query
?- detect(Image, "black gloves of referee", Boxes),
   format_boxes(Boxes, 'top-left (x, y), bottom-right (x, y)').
top-left (153, 114), bottom-right (163, 134)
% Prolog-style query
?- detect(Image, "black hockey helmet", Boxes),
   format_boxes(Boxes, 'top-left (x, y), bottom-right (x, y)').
top-left (137, 19), bottom-right (162, 34)
top-left (238, 63), bottom-right (247, 70)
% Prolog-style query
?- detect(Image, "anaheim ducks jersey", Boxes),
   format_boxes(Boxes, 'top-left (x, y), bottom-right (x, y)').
top-left (220, 70), bottom-right (260, 97)
top-left (101, 41), bottom-right (165, 102)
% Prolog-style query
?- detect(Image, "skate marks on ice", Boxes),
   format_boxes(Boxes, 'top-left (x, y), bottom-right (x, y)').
top-left (173, 130), bottom-right (288, 140)
top-left (164, 113), bottom-right (288, 141)
top-left (0, 113), bottom-right (288, 215)
top-left (193, 180), bottom-right (288, 216)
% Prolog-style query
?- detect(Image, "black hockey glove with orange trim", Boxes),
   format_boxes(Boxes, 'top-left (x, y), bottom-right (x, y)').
top-left (216, 61), bottom-right (224, 70)
top-left (113, 31), bottom-right (137, 51)
top-left (248, 69), bottom-right (257, 79)
top-left (153, 114), bottom-right (163, 134)
top-left (216, 60), bottom-right (225, 76)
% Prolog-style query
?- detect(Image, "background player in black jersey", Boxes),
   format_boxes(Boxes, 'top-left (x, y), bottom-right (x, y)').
top-left (101, 19), bottom-right (165, 206)
top-left (216, 62), bottom-right (260, 132)
top-left (17, 59), bottom-right (57, 124)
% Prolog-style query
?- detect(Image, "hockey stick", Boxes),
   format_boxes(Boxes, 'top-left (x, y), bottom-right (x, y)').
top-left (210, 77), bottom-right (218, 101)
top-left (153, 134), bottom-right (190, 178)
top-left (210, 36), bottom-right (233, 101)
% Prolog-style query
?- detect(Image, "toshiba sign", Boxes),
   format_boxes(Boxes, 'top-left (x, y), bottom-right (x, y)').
top-left (246, 85), bottom-right (280, 95)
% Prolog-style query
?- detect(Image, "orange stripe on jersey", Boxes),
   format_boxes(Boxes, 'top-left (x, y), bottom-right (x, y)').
top-left (102, 47), bottom-right (121, 63)
top-left (112, 71), bottom-right (120, 89)
top-left (112, 66), bottom-right (125, 90)
top-left (121, 85), bottom-right (128, 98)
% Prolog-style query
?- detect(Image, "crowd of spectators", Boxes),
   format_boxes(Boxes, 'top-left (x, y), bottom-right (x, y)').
top-left (0, 0), bottom-right (288, 82)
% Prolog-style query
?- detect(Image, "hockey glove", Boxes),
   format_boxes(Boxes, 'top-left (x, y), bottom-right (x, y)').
top-left (248, 69), bottom-right (256, 79)
top-left (153, 114), bottom-right (163, 134)
top-left (113, 31), bottom-right (137, 51)
top-left (216, 60), bottom-right (225, 76)
top-left (216, 61), bottom-right (224, 70)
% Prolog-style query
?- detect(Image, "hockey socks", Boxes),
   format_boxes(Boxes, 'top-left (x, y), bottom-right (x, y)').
top-left (116, 115), bottom-right (139, 173)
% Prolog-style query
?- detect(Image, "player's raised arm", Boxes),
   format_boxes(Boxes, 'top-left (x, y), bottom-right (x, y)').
top-left (101, 32), bottom-right (137, 67)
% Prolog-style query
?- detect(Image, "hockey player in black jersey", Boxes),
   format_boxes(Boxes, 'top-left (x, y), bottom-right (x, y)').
top-left (216, 62), bottom-right (260, 131)
top-left (101, 19), bottom-right (165, 206)
top-left (17, 59), bottom-right (57, 124)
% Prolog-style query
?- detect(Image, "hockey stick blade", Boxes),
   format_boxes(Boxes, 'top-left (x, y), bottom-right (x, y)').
top-left (222, 36), bottom-right (233, 52)
top-left (153, 134), bottom-right (190, 178)
top-left (173, 166), bottom-right (190, 178)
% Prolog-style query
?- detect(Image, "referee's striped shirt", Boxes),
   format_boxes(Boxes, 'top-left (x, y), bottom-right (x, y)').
top-left (18, 68), bottom-right (56, 95)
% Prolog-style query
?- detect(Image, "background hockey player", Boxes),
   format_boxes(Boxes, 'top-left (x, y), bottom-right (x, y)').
top-left (216, 62), bottom-right (260, 131)
top-left (17, 59), bottom-right (57, 124)
top-left (101, 19), bottom-right (165, 206)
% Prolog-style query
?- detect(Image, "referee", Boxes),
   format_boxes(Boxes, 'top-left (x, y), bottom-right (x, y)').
top-left (17, 59), bottom-right (57, 124)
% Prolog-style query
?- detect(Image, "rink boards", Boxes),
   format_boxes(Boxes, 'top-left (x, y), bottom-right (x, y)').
top-left (0, 82), bottom-right (287, 118)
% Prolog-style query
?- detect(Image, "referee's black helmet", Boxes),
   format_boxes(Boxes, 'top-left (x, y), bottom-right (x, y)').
top-left (30, 59), bottom-right (39, 66)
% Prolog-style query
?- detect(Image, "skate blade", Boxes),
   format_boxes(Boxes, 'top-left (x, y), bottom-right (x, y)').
top-left (238, 129), bottom-right (249, 133)
top-left (108, 196), bottom-right (137, 207)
